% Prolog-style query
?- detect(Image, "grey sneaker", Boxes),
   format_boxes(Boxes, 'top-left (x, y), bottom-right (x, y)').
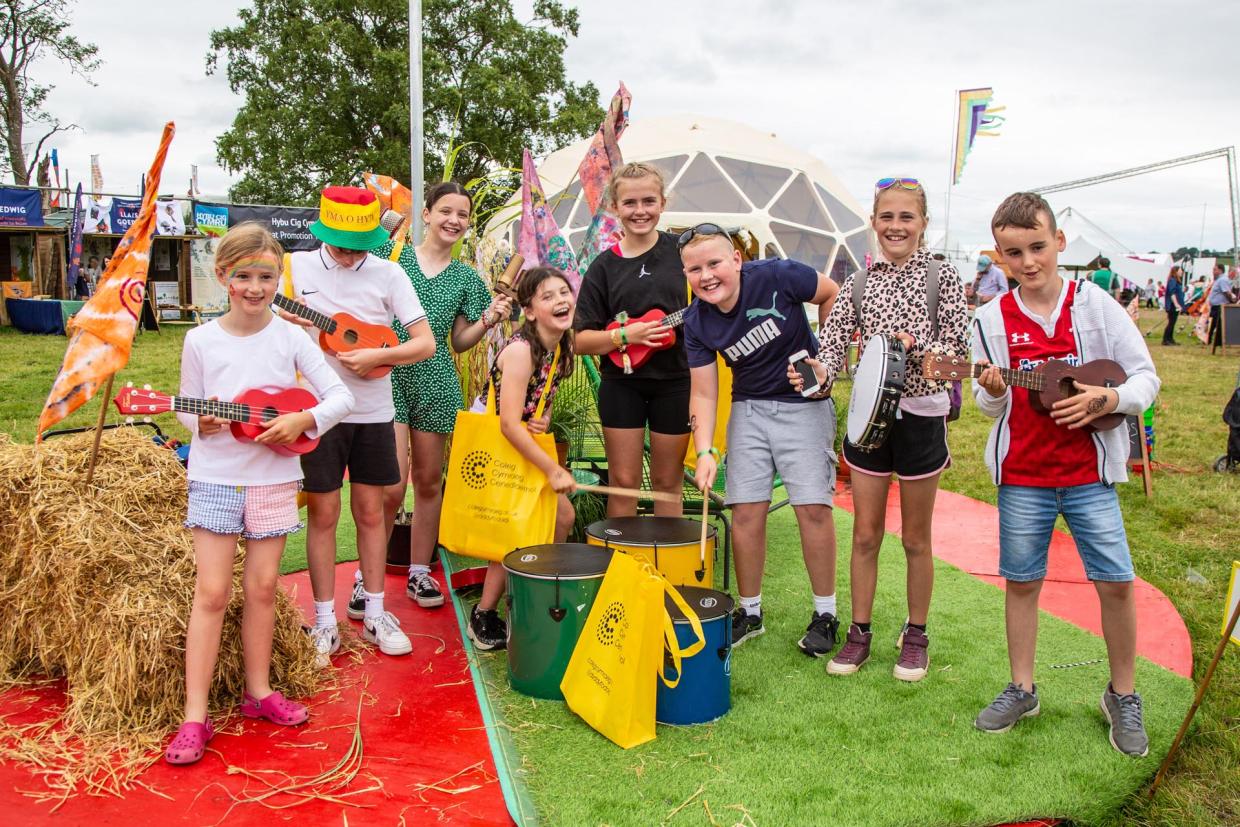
top-left (346, 577), bottom-right (365, 620)
top-left (1101, 684), bottom-right (1149, 757)
top-left (975, 683), bottom-right (1040, 733)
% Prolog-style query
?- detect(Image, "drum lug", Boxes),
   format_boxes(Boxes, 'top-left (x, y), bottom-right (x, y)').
top-left (548, 575), bottom-right (567, 623)
top-left (717, 646), bottom-right (729, 661)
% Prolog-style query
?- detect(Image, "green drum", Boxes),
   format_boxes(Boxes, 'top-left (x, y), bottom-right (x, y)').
top-left (503, 543), bottom-right (613, 700)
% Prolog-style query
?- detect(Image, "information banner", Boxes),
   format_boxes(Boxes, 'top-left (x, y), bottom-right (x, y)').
top-left (0, 187), bottom-right (44, 227)
top-left (228, 204), bottom-right (319, 251)
top-left (109, 198), bottom-right (142, 234)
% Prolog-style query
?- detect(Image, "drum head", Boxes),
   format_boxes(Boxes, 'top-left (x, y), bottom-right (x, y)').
top-left (847, 334), bottom-right (891, 444)
top-left (665, 587), bottom-right (734, 623)
top-left (585, 517), bottom-right (715, 546)
top-left (503, 544), bottom-right (612, 580)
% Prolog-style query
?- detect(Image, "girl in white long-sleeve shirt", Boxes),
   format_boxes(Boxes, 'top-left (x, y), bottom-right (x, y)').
top-left (166, 223), bottom-right (353, 765)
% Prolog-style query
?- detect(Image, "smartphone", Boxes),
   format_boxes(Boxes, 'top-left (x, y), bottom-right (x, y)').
top-left (788, 349), bottom-right (821, 398)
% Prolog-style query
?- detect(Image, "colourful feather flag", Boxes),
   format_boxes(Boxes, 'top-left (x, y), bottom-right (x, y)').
top-left (518, 148), bottom-right (581, 293)
top-left (362, 171), bottom-right (413, 235)
top-left (65, 184), bottom-right (84, 296)
top-left (50, 149), bottom-right (61, 208)
top-left (90, 154), bottom-right (103, 197)
top-left (575, 83), bottom-right (631, 271)
top-left (952, 88), bottom-right (1004, 185)
top-left (37, 123), bottom-right (175, 439)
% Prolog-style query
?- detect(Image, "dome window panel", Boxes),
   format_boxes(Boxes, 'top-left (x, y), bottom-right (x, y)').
top-left (549, 180), bottom-right (582, 229)
top-left (831, 246), bottom-right (860, 283)
top-left (770, 173), bottom-right (834, 231)
top-left (670, 153), bottom-right (749, 213)
top-left (817, 183), bottom-right (865, 233)
top-left (763, 242), bottom-right (781, 260)
top-left (716, 157), bottom-right (793, 210)
top-left (645, 154), bottom-right (690, 187)
top-left (844, 232), bottom-right (872, 270)
top-left (770, 221), bottom-right (835, 272)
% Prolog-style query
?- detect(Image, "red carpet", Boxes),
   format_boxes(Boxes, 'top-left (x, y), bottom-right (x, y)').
top-left (0, 564), bottom-right (510, 826)
top-left (834, 482), bottom-right (1192, 678)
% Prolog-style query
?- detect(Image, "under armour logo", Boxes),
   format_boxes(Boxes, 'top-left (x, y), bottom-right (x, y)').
top-left (1010, 332), bottom-right (1031, 345)
top-left (637, 264), bottom-right (651, 279)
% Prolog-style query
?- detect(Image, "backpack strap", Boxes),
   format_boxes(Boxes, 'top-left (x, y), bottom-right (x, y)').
top-left (850, 268), bottom-right (869, 334)
top-left (926, 258), bottom-right (942, 341)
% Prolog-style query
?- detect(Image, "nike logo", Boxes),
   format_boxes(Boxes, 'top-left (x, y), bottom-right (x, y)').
top-left (300, 289), bottom-right (318, 296)
top-left (745, 291), bottom-right (786, 322)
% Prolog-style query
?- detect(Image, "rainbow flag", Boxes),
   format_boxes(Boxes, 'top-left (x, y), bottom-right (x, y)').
top-left (575, 83), bottom-right (631, 270)
top-left (518, 149), bottom-right (581, 293)
top-left (37, 123), bottom-right (175, 439)
top-left (952, 88), bottom-right (1004, 185)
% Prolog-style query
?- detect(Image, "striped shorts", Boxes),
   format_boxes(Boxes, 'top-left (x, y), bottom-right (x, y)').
top-left (185, 480), bottom-right (303, 540)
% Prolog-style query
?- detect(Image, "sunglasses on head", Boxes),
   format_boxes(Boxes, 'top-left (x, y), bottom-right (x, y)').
top-left (875, 177), bottom-right (921, 192)
top-left (677, 223), bottom-right (730, 250)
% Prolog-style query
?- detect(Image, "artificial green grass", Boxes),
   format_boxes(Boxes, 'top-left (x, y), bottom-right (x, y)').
top-left (457, 507), bottom-right (1193, 827)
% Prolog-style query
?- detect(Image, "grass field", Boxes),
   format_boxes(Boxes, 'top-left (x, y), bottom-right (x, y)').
top-left (451, 511), bottom-right (1194, 827)
top-left (0, 308), bottom-right (1237, 824)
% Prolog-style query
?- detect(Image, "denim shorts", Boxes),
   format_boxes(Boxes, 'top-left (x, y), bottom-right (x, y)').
top-left (185, 480), bottom-right (303, 540)
top-left (997, 483), bottom-right (1134, 583)
top-left (724, 398), bottom-right (836, 507)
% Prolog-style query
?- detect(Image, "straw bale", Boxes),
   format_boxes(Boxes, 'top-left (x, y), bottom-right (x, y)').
top-left (0, 429), bottom-right (324, 786)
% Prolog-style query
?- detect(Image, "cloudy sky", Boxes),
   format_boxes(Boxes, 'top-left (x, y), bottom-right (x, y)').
top-left (33, 0), bottom-right (1240, 253)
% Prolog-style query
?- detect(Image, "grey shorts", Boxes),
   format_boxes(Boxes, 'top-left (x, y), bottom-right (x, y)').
top-left (724, 398), bottom-right (837, 507)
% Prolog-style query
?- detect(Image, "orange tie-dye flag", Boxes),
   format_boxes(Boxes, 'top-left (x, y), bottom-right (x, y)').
top-left (37, 122), bottom-right (175, 439)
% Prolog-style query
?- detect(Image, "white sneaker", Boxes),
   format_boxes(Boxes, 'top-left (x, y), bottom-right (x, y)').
top-left (362, 611), bottom-right (412, 656)
top-left (311, 625), bottom-right (340, 668)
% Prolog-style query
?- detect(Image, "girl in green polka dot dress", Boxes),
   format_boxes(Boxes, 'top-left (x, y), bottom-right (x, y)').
top-left (374, 182), bottom-right (512, 610)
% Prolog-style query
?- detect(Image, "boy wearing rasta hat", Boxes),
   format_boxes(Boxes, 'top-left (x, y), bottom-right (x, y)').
top-left (282, 186), bottom-right (435, 661)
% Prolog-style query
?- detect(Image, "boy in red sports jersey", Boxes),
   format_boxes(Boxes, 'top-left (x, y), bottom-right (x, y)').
top-left (970, 192), bottom-right (1159, 757)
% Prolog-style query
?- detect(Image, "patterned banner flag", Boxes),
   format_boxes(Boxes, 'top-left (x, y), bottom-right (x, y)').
top-left (90, 154), bottom-right (103, 197)
top-left (65, 184), bottom-right (85, 296)
top-left (37, 123), bottom-right (175, 439)
top-left (518, 148), bottom-right (581, 293)
top-left (952, 88), bottom-right (1004, 185)
top-left (362, 171), bottom-right (413, 236)
top-left (575, 83), bottom-right (631, 271)
top-left (191, 164), bottom-right (199, 196)
top-left (50, 149), bottom-right (61, 208)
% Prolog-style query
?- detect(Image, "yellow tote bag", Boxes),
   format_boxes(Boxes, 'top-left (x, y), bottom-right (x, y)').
top-left (560, 553), bottom-right (704, 749)
top-left (439, 348), bottom-right (560, 562)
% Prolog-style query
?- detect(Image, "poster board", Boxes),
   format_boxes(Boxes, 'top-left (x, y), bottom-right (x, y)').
top-left (1225, 561), bottom-right (1240, 647)
top-left (152, 281), bottom-right (181, 320)
top-left (188, 237), bottom-right (228, 317)
top-left (1221, 304), bottom-right (1240, 351)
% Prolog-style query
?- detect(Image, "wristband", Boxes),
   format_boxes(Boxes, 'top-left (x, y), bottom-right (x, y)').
top-left (610, 327), bottom-right (622, 347)
top-left (696, 447), bottom-right (720, 460)
top-left (620, 325), bottom-right (628, 346)
top-left (482, 310), bottom-right (495, 330)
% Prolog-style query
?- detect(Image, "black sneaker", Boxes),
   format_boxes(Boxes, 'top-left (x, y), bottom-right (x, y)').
top-left (798, 611), bottom-right (840, 657)
top-left (731, 608), bottom-right (765, 647)
top-left (346, 577), bottom-right (365, 620)
top-left (406, 570), bottom-right (445, 608)
top-left (467, 606), bottom-right (507, 651)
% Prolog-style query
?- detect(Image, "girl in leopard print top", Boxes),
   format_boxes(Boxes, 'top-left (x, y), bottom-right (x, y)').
top-left (794, 178), bottom-right (968, 683)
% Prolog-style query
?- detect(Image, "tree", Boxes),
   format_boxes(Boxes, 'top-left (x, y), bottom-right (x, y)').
top-left (208, 0), bottom-right (603, 205)
top-left (0, 0), bottom-right (98, 185)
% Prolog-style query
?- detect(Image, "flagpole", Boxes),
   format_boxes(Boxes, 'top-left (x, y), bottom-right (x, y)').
top-left (84, 374), bottom-right (115, 486)
top-left (944, 88), bottom-right (958, 259)
top-left (409, 0), bottom-right (424, 244)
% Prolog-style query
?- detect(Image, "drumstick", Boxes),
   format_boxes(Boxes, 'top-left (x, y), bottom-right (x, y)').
top-left (575, 483), bottom-right (680, 504)
top-left (699, 496), bottom-right (709, 569)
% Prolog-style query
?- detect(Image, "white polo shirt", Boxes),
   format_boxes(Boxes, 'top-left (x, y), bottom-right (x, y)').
top-left (289, 247), bottom-right (426, 423)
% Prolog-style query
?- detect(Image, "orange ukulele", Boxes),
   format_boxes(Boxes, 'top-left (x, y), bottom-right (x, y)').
top-left (270, 293), bottom-right (399, 379)
top-left (114, 383), bottom-right (321, 456)
top-left (606, 307), bottom-right (688, 372)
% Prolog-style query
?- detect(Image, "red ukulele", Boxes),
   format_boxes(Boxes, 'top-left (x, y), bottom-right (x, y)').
top-left (606, 307), bottom-right (688, 372)
top-left (921, 353), bottom-right (1127, 432)
top-left (270, 293), bottom-right (399, 379)
top-left (113, 384), bottom-right (322, 456)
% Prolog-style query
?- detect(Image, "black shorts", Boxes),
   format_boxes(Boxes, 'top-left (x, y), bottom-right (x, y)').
top-left (843, 410), bottom-right (950, 480)
top-left (597, 376), bottom-right (691, 434)
top-left (300, 421), bottom-right (401, 492)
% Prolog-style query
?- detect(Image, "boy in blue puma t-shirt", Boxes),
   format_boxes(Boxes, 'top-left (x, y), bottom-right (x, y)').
top-left (680, 224), bottom-right (843, 657)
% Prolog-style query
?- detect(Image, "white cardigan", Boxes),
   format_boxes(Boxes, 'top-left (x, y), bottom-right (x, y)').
top-left (970, 280), bottom-right (1160, 485)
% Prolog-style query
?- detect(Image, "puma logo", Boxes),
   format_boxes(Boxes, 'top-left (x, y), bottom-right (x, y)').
top-left (745, 291), bottom-right (785, 322)
top-left (637, 264), bottom-right (651, 279)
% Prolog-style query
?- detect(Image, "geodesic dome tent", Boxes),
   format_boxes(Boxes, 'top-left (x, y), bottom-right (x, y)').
top-left (492, 115), bottom-right (872, 280)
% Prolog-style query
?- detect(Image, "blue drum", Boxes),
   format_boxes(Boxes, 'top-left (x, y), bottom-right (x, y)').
top-left (657, 587), bottom-right (734, 726)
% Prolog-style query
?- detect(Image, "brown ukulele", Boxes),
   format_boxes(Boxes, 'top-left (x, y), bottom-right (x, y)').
top-left (271, 293), bottom-right (399, 379)
top-left (921, 353), bottom-right (1127, 432)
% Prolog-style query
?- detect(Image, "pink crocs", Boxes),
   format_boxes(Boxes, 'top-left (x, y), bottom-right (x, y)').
top-left (240, 690), bottom-right (309, 726)
top-left (165, 718), bottom-right (214, 765)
